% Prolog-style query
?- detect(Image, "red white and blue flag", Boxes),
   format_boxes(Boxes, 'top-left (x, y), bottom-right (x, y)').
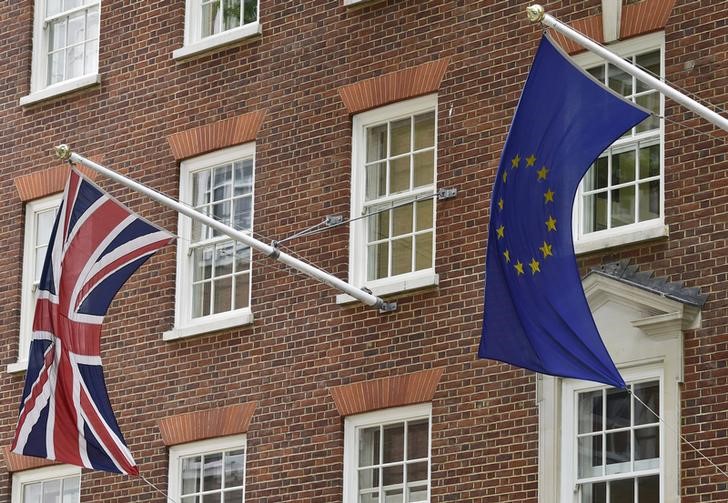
top-left (12, 168), bottom-right (173, 475)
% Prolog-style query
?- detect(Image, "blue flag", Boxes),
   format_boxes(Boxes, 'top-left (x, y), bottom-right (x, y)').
top-left (478, 35), bottom-right (649, 388)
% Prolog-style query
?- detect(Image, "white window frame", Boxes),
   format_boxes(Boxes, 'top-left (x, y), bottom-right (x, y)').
top-left (343, 403), bottom-right (432, 503)
top-left (168, 434), bottom-right (246, 503)
top-left (173, 0), bottom-right (261, 60)
top-left (573, 32), bottom-right (668, 254)
top-left (21, 0), bottom-right (102, 106)
top-left (163, 143), bottom-right (255, 341)
top-left (560, 366), bottom-right (664, 502)
top-left (9, 194), bottom-right (62, 373)
top-left (11, 464), bottom-right (81, 503)
top-left (338, 94), bottom-right (439, 304)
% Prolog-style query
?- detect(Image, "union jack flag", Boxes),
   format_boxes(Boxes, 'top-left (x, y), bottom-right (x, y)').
top-left (12, 168), bottom-right (174, 475)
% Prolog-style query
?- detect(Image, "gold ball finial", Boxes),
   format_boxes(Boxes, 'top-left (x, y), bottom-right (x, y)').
top-left (55, 144), bottom-right (72, 161)
top-left (526, 4), bottom-right (545, 23)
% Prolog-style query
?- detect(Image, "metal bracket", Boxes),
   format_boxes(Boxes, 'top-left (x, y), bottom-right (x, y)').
top-left (377, 300), bottom-right (398, 313)
top-left (438, 187), bottom-right (458, 200)
top-left (268, 241), bottom-right (281, 259)
top-left (325, 215), bottom-right (344, 227)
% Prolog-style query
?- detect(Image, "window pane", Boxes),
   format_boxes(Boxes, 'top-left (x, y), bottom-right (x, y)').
top-left (67, 13), bottom-right (86, 46)
top-left (202, 1), bottom-right (221, 38)
top-left (224, 489), bottom-right (243, 503)
top-left (583, 193), bottom-right (607, 233)
top-left (407, 419), bottom-right (428, 460)
top-left (578, 435), bottom-right (602, 478)
top-left (87, 7), bottom-right (100, 38)
top-left (234, 272), bottom-right (250, 309)
top-left (634, 382), bottom-right (659, 425)
top-left (182, 456), bottom-right (202, 495)
top-left (608, 64), bottom-right (632, 96)
top-left (64, 0), bottom-right (84, 10)
top-left (637, 475), bottom-right (659, 503)
top-left (635, 93), bottom-right (660, 133)
top-left (638, 181), bottom-right (660, 222)
top-left (193, 170), bottom-right (212, 207)
top-left (359, 426), bottom-right (380, 467)
top-left (367, 242), bottom-right (388, 280)
top-left (358, 468), bottom-right (379, 490)
top-left (636, 51), bottom-right (660, 93)
top-left (415, 199), bottom-right (433, 232)
top-left (62, 476), bottom-right (80, 503)
top-left (605, 430), bottom-right (630, 472)
top-left (367, 125), bottom-right (387, 162)
top-left (243, 0), bottom-right (257, 23)
top-left (578, 390), bottom-right (603, 434)
top-left (580, 482), bottom-right (606, 503)
top-left (84, 38), bottom-right (98, 74)
top-left (49, 19), bottom-right (66, 52)
top-left (212, 201), bottom-right (231, 229)
top-left (66, 44), bottom-right (84, 80)
top-left (611, 186), bottom-right (635, 228)
top-left (233, 196), bottom-right (252, 231)
top-left (223, 0), bottom-right (241, 31)
top-left (606, 388), bottom-right (630, 429)
top-left (368, 210), bottom-right (389, 243)
top-left (413, 151), bottom-right (434, 188)
top-left (391, 238), bottom-right (412, 276)
top-left (384, 488), bottom-right (403, 503)
top-left (234, 244), bottom-right (250, 273)
top-left (389, 156), bottom-right (410, 194)
top-left (382, 423), bottom-right (404, 463)
top-left (612, 150), bottom-right (635, 185)
top-left (414, 233), bottom-right (433, 271)
top-left (408, 485), bottom-right (428, 502)
top-left (213, 277), bottom-right (232, 313)
top-left (382, 465), bottom-right (403, 486)
top-left (46, 0), bottom-right (63, 16)
top-left (213, 165), bottom-right (232, 201)
top-left (407, 461), bottom-right (427, 482)
top-left (214, 242), bottom-right (234, 277)
top-left (413, 112), bottom-right (435, 149)
top-left (202, 494), bottom-right (220, 503)
top-left (181, 497), bottom-right (198, 503)
top-left (203, 453), bottom-right (223, 491)
top-left (193, 282), bottom-right (211, 318)
top-left (224, 449), bottom-right (245, 488)
top-left (587, 64), bottom-right (605, 83)
top-left (609, 478), bottom-right (634, 502)
top-left (23, 482), bottom-right (42, 503)
top-left (635, 426), bottom-right (659, 461)
top-left (43, 479), bottom-right (62, 501)
top-left (365, 162), bottom-right (386, 200)
top-left (639, 144), bottom-right (660, 179)
top-left (194, 247), bottom-right (214, 282)
top-left (36, 209), bottom-right (56, 245)
top-left (48, 50), bottom-right (65, 86)
top-left (234, 159), bottom-right (254, 195)
top-left (390, 119), bottom-right (411, 156)
top-left (584, 157), bottom-right (608, 191)
top-left (359, 493), bottom-right (379, 503)
top-left (392, 204), bottom-right (412, 237)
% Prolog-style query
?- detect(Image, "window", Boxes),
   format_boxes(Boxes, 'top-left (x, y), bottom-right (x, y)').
top-left (563, 371), bottom-right (662, 502)
top-left (9, 195), bottom-right (61, 373)
top-left (168, 435), bottom-right (246, 503)
top-left (165, 144), bottom-right (254, 340)
top-left (343, 403), bottom-right (432, 503)
top-left (573, 33), bottom-right (666, 253)
top-left (174, 0), bottom-right (261, 59)
top-left (11, 465), bottom-right (81, 503)
top-left (344, 95), bottom-right (438, 301)
top-left (22, 0), bottom-right (101, 105)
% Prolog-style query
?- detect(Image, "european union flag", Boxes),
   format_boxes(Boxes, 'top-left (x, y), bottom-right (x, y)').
top-left (478, 35), bottom-right (650, 388)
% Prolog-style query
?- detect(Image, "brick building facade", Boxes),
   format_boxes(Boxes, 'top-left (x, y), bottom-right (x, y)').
top-left (0, 0), bottom-right (725, 501)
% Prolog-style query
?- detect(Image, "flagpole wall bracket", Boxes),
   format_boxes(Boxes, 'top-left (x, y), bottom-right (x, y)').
top-left (526, 4), bottom-right (545, 23)
top-left (55, 144), bottom-right (72, 161)
top-left (377, 300), bottom-right (397, 313)
top-left (438, 187), bottom-right (457, 200)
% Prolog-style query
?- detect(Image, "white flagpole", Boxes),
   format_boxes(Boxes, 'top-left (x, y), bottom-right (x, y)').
top-left (54, 145), bottom-right (396, 312)
top-left (526, 4), bottom-right (728, 133)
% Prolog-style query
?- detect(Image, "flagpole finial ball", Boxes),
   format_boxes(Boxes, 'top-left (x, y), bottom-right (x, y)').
top-left (55, 144), bottom-right (72, 161)
top-left (526, 4), bottom-right (545, 23)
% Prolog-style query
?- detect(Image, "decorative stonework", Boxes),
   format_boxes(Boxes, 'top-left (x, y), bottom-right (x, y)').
top-left (158, 402), bottom-right (257, 447)
top-left (337, 59), bottom-right (450, 115)
top-left (3, 446), bottom-right (56, 473)
top-left (166, 110), bottom-right (267, 161)
top-left (329, 367), bottom-right (445, 417)
top-left (14, 164), bottom-right (99, 202)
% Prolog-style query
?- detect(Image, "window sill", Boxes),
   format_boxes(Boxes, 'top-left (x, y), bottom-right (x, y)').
top-left (163, 309), bottom-right (254, 341)
top-left (7, 360), bottom-right (27, 374)
top-left (575, 221), bottom-right (668, 255)
top-left (335, 272), bottom-right (439, 305)
top-left (19, 74), bottom-right (101, 106)
top-left (172, 22), bottom-right (262, 60)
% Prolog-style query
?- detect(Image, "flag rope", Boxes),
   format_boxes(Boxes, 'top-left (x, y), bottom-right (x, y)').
top-left (138, 473), bottom-right (178, 503)
top-left (627, 388), bottom-right (728, 480)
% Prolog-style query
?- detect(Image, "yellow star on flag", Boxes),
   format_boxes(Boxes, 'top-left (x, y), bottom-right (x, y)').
top-left (526, 154), bottom-right (536, 167)
top-left (544, 189), bottom-right (555, 203)
top-left (496, 225), bottom-right (505, 239)
top-left (545, 216), bottom-right (557, 232)
top-left (498, 198), bottom-right (504, 211)
top-left (503, 249), bottom-right (511, 263)
top-left (539, 241), bottom-right (553, 258)
top-left (502, 171), bottom-right (508, 183)
top-left (514, 260), bottom-right (524, 275)
top-left (529, 258), bottom-right (541, 275)
top-left (537, 166), bottom-right (549, 180)
top-left (511, 154), bottom-right (520, 168)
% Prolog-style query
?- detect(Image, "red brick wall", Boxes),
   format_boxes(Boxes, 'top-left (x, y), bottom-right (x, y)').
top-left (0, 1), bottom-right (724, 501)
